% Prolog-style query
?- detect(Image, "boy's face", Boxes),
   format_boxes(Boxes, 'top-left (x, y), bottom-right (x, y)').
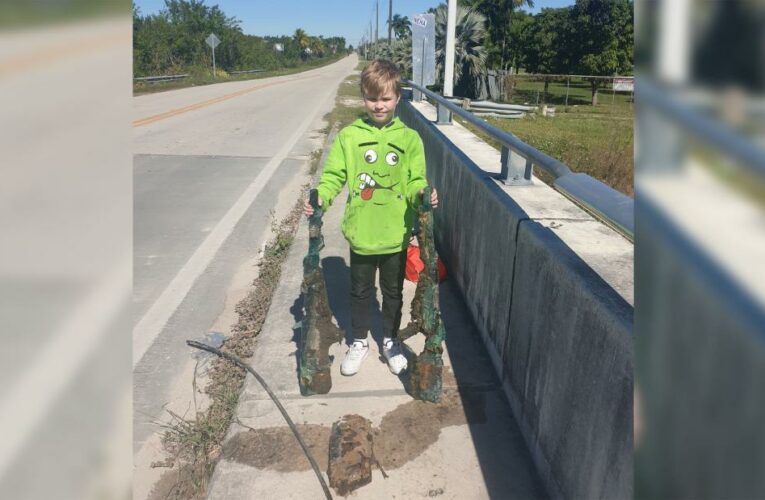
top-left (363, 88), bottom-right (400, 126)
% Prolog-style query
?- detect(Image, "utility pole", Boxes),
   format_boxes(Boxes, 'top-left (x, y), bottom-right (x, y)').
top-left (388, 0), bottom-right (392, 44)
top-left (370, 21), bottom-right (374, 59)
top-left (375, 0), bottom-right (379, 47)
top-left (444, 0), bottom-right (457, 97)
top-left (657, 0), bottom-right (690, 83)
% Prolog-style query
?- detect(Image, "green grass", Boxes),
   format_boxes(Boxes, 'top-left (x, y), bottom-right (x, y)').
top-left (507, 78), bottom-right (633, 108)
top-left (460, 77), bottom-right (634, 196)
top-left (133, 53), bottom-right (348, 96)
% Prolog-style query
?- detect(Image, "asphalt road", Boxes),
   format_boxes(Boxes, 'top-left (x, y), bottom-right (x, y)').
top-left (132, 54), bottom-right (358, 466)
top-left (0, 18), bottom-right (133, 499)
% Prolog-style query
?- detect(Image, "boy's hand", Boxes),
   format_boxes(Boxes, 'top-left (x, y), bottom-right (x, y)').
top-left (419, 187), bottom-right (439, 209)
top-left (303, 195), bottom-right (322, 217)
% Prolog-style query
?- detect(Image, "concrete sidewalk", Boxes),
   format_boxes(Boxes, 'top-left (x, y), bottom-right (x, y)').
top-left (206, 186), bottom-right (547, 499)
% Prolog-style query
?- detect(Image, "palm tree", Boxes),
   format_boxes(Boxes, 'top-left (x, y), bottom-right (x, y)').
top-left (293, 28), bottom-right (310, 58)
top-left (309, 37), bottom-right (325, 58)
top-left (388, 14), bottom-right (411, 39)
top-left (463, 0), bottom-right (534, 71)
top-left (433, 4), bottom-right (487, 93)
top-left (376, 37), bottom-right (412, 78)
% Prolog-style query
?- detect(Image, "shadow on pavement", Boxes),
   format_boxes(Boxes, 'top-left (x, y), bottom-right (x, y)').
top-left (288, 251), bottom-right (547, 498)
top-left (438, 277), bottom-right (549, 499)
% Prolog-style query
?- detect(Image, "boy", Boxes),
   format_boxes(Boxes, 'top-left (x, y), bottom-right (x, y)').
top-left (303, 59), bottom-right (438, 376)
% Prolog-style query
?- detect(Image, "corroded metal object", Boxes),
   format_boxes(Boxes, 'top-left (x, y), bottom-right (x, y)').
top-left (299, 189), bottom-right (343, 396)
top-left (327, 414), bottom-right (374, 496)
top-left (401, 186), bottom-right (447, 403)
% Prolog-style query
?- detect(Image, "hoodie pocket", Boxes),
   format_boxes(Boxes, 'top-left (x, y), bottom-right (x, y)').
top-left (341, 204), bottom-right (360, 245)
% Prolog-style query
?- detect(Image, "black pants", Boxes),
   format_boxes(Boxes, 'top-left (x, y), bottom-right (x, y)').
top-left (350, 250), bottom-right (407, 341)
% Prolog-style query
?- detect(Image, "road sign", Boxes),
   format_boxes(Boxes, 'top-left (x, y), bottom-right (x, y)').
top-left (613, 77), bottom-right (634, 92)
top-left (412, 13), bottom-right (436, 98)
top-left (206, 33), bottom-right (220, 78)
top-left (205, 33), bottom-right (220, 49)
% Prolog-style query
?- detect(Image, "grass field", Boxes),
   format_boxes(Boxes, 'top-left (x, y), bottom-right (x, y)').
top-left (463, 78), bottom-right (635, 197)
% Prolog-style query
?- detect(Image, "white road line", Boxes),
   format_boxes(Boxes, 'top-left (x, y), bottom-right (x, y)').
top-left (0, 255), bottom-right (131, 479)
top-left (133, 75), bottom-right (340, 367)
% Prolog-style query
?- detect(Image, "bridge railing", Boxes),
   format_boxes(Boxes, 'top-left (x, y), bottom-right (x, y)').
top-left (404, 79), bottom-right (634, 240)
top-left (637, 79), bottom-right (765, 179)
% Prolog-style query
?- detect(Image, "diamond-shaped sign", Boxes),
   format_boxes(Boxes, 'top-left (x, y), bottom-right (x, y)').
top-left (205, 33), bottom-right (220, 49)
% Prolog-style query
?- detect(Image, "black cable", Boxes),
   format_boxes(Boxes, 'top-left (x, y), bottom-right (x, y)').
top-left (186, 340), bottom-right (333, 500)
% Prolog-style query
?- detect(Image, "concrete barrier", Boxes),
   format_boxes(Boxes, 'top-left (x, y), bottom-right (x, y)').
top-left (398, 98), bottom-right (633, 499)
top-left (635, 192), bottom-right (765, 499)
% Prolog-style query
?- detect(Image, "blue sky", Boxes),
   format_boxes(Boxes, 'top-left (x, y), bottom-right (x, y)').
top-left (133, 0), bottom-right (575, 47)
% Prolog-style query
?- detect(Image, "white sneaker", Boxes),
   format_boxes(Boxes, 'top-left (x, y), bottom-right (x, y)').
top-left (382, 339), bottom-right (408, 375)
top-left (340, 340), bottom-right (369, 376)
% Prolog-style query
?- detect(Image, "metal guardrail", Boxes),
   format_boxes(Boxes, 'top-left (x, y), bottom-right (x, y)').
top-left (134, 69), bottom-right (265, 82)
top-left (229, 69), bottom-right (266, 75)
top-left (638, 80), bottom-right (765, 180)
top-left (133, 74), bottom-right (189, 83)
top-left (404, 79), bottom-right (635, 240)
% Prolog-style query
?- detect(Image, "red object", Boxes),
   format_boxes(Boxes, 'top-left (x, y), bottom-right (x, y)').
top-left (405, 244), bottom-right (447, 283)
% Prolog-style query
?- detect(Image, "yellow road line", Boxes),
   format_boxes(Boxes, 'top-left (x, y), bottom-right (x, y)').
top-left (0, 32), bottom-right (128, 78)
top-left (132, 75), bottom-right (318, 128)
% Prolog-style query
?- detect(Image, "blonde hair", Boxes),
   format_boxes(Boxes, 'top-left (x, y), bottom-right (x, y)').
top-left (360, 59), bottom-right (401, 97)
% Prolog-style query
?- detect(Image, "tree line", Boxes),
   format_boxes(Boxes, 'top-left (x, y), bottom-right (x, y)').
top-left (371, 0), bottom-right (633, 103)
top-left (133, 0), bottom-right (347, 77)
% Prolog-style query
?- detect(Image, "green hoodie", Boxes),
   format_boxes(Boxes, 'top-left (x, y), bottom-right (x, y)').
top-left (316, 117), bottom-right (428, 255)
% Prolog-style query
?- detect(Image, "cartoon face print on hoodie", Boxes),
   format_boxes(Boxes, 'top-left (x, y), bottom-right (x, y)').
top-left (355, 140), bottom-right (407, 205)
top-left (315, 117), bottom-right (428, 255)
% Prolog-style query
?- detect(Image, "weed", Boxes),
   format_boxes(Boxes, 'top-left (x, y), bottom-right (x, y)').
top-left (152, 199), bottom-right (304, 499)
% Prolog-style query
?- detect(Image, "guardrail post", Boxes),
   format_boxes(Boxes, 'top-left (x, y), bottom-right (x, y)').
top-left (436, 102), bottom-right (452, 124)
top-left (637, 105), bottom-right (686, 174)
top-left (499, 145), bottom-right (533, 185)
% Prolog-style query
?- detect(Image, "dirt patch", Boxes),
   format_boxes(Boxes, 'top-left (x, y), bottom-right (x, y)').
top-left (148, 464), bottom-right (203, 500)
top-left (374, 389), bottom-right (486, 470)
top-left (442, 365), bottom-right (458, 388)
top-left (223, 387), bottom-right (486, 477)
top-left (223, 424), bottom-right (331, 471)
